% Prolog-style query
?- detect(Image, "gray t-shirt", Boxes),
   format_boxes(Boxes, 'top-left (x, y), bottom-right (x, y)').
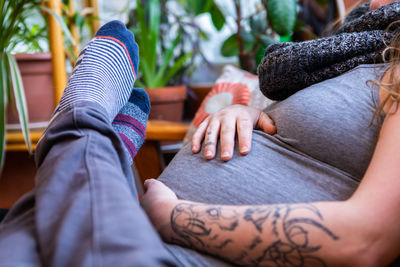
top-left (158, 64), bottom-right (387, 266)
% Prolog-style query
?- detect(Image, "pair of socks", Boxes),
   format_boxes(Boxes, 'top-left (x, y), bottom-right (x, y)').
top-left (54, 20), bottom-right (149, 164)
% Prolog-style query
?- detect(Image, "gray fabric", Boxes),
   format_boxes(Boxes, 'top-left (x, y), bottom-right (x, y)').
top-left (159, 64), bottom-right (385, 266)
top-left (257, 2), bottom-right (400, 100)
top-left (0, 102), bottom-right (177, 267)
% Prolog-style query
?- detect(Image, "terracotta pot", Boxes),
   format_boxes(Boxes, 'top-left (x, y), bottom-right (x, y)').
top-left (145, 85), bottom-right (187, 121)
top-left (6, 52), bottom-right (54, 126)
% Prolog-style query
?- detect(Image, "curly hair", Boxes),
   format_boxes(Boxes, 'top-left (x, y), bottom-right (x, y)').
top-left (370, 21), bottom-right (400, 119)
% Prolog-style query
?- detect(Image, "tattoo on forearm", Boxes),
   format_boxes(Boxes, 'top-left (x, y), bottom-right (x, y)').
top-left (170, 204), bottom-right (238, 249)
top-left (170, 203), bottom-right (339, 266)
top-left (244, 208), bottom-right (273, 233)
top-left (248, 236), bottom-right (262, 250)
top-left (215, 239), bottom-right (233, 249)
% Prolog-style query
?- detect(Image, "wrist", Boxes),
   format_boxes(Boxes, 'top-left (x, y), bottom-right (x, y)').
top-left (156, 199), bottom-right (182, 241)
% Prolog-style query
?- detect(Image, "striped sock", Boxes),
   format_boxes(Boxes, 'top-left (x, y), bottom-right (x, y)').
top-left (112, 88), bottom-right (150, 164)
top-left (54, 20), bottom-right (139, 120)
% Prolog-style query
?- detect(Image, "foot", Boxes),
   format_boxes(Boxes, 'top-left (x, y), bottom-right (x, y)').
top-left (112, 88), bottom-right (150, 164)
top-left (55, 20), bottom-right (139, 120)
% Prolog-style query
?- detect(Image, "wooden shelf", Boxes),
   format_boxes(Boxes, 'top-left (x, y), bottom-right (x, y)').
top-left (146, 120), bottom-right (190, 141)
top-left (6, 131), bottom-right (43, 151)
top-left (5, 120), bottom-right (190, 151)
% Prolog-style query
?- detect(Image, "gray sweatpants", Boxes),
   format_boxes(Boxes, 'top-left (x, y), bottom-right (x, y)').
top-left (0, 102), bottom-right (177, 267)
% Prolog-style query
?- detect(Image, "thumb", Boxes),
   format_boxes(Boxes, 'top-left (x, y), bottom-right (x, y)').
top-left (257, 112), bottom-right (277, 135)
top-left (143, 178), bottom-right (157, 192)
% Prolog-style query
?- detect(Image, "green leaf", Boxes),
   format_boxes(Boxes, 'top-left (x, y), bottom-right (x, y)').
top-left (0, 55), bottom-right (7, 171)
top-left (153, 31), bottom-right (183, 86)
top-left (221, 33), bottom-right (253, 57)
top-left (259, 34), bottom-right (276, 46)
top-left (135, 79), bottom-right (145, 88)
top-left (148, 0), bottom-right (161, 75)
top-left (249, 15), bottom-right (267, 34)
top-left (0, 55), bottom-right (9, 106)
top-left (140, 60), bottom-right (154, 88)
top-left (221, 34), bottom-right (239, 57)
top-left (6, 53), bottom-right (32, 153)
top-left (1, 53), bottom-right (12, 104)
top-left (209, 3), bottom-right (225, 31)
top-left (266, 0), bottom-right (297, 36)
top-left (136, 0), bottom-right (160, 77)
top-left (241, 30), bottom-right (255, 45)
top-left (136, 0), bottom-right (148, 49)
top-left (160, 52), bottom-right (193, 87)
top-left (255, 44), bottom-right (267, 66)
top-left (178, 0), bottom-right (213, 15)
top-left (40, 5), bottom-right (76, 46)
top-left (198, 29), bottom-right (209, 40)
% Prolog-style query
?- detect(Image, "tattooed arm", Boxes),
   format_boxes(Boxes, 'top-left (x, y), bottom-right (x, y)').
top-left (166, 201), bottom-right (345, 266)
top-left (142, 179), bottom-right (399, 266)
top-left (142, 184), bottom-right (368, 267)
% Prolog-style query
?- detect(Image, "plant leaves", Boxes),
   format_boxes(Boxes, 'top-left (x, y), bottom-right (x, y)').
top-left (198, 29), bottom-right (209, 40)
top-left (0, 55), bottom-right (7, 171)
top-left (160, 52), bottom-right (193, 87)
top-left (209, 3), bottom-right (225, 31)
top-left (221, 33), bottom-right (253, 57)
top-left (6, 53), bottom-right (31, 153)
top-left (255, 44), bottom-right (267, 66)
top-left (266, 0), bottom-right (297, 36)
top-left (260, 34), bottom-right (276, 46)
top-left (221, 34), bottom-right (239, 57)
top-left (250, 15), bottom-right (267, 34)
top-left (153, 31), bottom-right (183, 87)
top-left (148, 0), bottom-right (160, 75)
top-left (178, 0), bottom-right (213, 15)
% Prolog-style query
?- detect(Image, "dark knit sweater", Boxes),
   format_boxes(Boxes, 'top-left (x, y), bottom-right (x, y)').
top-left (258, 2), bottom-right (400, 100)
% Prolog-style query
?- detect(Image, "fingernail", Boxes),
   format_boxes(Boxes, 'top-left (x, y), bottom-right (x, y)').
top-left (192, 145), bottom-right (198, 151)
top-left (144, 178), bottom-right (154, 185)
top-left (222, 152), bottom-right (230, 158)
top-left (241, 146), bottom-right (249, 153)
top-left (206, 151), bottom-right (212, 157)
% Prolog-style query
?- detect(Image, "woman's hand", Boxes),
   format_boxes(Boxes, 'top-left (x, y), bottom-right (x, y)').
top-left (191, 104), bottom-right (277, 161)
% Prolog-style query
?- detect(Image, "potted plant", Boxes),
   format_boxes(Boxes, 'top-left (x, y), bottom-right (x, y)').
top-left (0, 0), bottom-right (73, 170)
top-left (220, 0), bottom-right (297, 74)
top-left (161, 0), bottom-right (226, 118)
top-left (129, 0), bottom-right (195, 121)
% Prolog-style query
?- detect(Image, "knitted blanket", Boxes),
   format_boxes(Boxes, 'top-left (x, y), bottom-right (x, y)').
top-left (258, 2), bottom-right (400, 100)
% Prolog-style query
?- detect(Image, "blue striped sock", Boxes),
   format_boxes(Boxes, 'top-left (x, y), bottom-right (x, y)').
top-left (112, 88), bottom-right (150, 164)
top-left (54, 20), bottom-right (139, 120)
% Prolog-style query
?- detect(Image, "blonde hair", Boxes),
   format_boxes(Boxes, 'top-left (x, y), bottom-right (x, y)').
top-left (370, 21), bottom-right (400, 118)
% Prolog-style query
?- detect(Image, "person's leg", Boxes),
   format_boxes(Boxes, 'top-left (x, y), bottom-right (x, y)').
top-left (0, 191), bottom-right (41, 266)
top-left (14, 20), bottom-right (174, 267)
top-left (34, 101), bottom-right (176, 267)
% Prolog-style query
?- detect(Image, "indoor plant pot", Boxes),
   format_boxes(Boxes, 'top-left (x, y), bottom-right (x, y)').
top-left (145, 85), bottom-right (187, 121)
top-left (0, 0), bottom-right (73, 170)
top-left (6, 52), bottom-right (54, 126)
